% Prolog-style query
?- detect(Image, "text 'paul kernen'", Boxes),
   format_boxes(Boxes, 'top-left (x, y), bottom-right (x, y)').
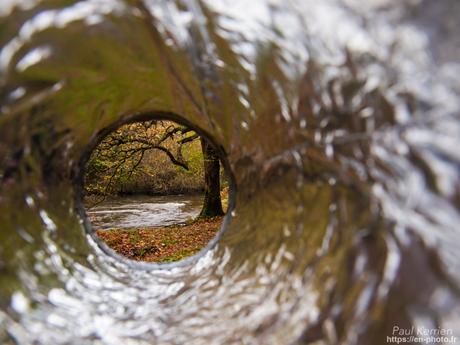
top-left (386, 326), bottom-right (457, 344)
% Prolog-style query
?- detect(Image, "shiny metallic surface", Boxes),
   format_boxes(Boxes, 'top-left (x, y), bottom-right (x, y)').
top-left (1, 0), bottom-right (459, 344)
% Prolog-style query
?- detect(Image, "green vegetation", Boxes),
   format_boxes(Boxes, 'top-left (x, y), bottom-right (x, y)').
top-left (85, 121), bottom-right (206, 196)
top-left (84, 120), bottom-right (228, 217)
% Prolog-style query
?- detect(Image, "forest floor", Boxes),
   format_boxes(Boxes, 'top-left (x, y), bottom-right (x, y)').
top-left (96, 216), bottom-right (223, 263)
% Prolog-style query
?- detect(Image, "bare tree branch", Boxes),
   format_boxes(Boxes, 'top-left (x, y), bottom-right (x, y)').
top-left (85, 120), bottom-right (196, 197)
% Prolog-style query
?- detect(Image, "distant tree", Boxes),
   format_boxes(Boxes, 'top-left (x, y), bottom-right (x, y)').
top-left (199, 137), bottom-right (224, 218)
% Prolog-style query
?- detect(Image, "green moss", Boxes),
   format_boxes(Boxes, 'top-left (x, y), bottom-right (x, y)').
top-left (161, 249), bottom-right (197, 262)
top-left (129, 231), bottom-right (141, 244)
top-left (161, 238), bottom-right (179, 246)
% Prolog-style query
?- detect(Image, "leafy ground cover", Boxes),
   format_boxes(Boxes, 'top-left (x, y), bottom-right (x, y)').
top-left (96, 217), bottom-right (223, 262)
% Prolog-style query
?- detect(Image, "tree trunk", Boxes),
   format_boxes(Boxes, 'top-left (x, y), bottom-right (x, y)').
top-left (198, 137), bottom-right (224, 218)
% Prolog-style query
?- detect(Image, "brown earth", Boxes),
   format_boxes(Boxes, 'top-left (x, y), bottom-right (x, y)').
top-left (96, 217), bottom-right (223, 263)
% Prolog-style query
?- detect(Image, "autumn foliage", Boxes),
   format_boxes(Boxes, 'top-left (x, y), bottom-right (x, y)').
top-left (96, 217), bottom-right (223, 262)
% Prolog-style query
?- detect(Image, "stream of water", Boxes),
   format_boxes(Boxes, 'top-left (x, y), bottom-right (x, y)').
top-left (85, 195), bottom-right (204, 229)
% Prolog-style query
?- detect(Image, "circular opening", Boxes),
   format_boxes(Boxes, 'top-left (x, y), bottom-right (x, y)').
top-left (75, 113), bottom-right (235, 268)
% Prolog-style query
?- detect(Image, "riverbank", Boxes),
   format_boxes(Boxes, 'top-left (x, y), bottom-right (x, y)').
top-left (96, 217), bottom-right (223, 262)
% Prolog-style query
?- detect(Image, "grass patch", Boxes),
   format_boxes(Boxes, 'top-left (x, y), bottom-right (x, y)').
top-left (96, 217), bottom-right (223, 263)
